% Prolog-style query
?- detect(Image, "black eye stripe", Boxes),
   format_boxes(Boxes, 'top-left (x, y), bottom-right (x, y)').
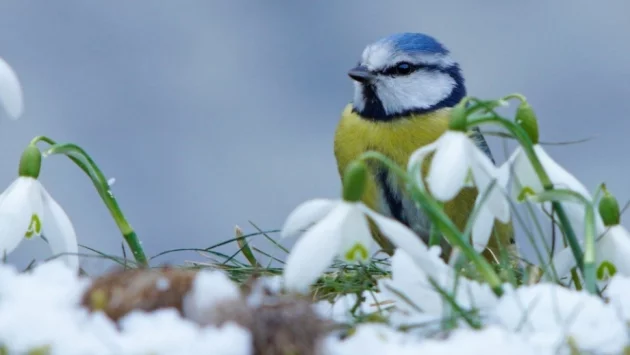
top-left (380, 62), bottom-right (419, 76)
top-left (379, 63), bottom-right (444, 76)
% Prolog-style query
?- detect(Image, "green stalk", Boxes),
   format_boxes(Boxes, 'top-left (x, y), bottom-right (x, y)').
top-left (468, 115), bottom-right (585, 279)
top-left (428, 224), bottom-right (441, 247)
top-left (583, 206), bottom-right (597, 294)
top-left (30, 136), bottom-right (92, 178)
top-left (357, 151), bottom-right (504, 296)
top-left (43, 142), bottom-right (148, 267)
top-left (524, 188), bottom-right (597, 293)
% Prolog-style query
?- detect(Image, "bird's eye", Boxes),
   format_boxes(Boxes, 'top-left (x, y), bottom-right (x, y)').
top-left (395, 62), bottom-right (413, 75)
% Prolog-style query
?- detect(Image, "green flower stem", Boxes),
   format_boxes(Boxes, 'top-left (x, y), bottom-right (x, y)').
top-left (501, 93), bottom-right (528, 103)
top-left (583, 206), bottom-right (597, 293)
top-left (30, 136), bottom-right (93, 181)
top-left (428, 223), bottom-right (441, 247)
top-left (43, 142), bottom-right (148, 267)
top-left (526, 189), bottom-right (598, 294)
top-left (468, 115), bottom-right (585, 278)
top-left (357, 151), bottom-right (504, 296)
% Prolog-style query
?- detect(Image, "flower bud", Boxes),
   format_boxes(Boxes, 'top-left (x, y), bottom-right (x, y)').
top-left (342, 160), bottom-right (367, 202)
top-left (598, 185), bottom-right (620, 227)
top-left (18, 144), bottom-right (42, 178)
top-left (448, 98), bottom-right (468, 132)
top-left (515, 101), bottom-right (539, 144)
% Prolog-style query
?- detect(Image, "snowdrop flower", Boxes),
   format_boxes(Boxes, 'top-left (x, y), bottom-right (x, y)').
top-left (0, 56), bottom-right (24, 119)
top-left (282, 160), bottom-right (438, 293)
top-left (500, 102), bottom-right (603, 247)
top-left (502, 145), bottom-right (603, 237)
top-left (553, 187), bottom-right (630, 284)
top-left (408, 126), bottom-right (510, 251)
top-left (0, 145), bottom-right (79, 270)
top-left (378, 248), bottom-right (498, 332)
top-left (552, 225), bottom-right (630, 285)
top-left (282, 197), bottom-right (417, 293)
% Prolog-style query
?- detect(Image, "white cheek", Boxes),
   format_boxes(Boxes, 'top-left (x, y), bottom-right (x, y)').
top-left (352, 82), bottom-right (365, 111)
top-left (375, 71), bottom-right (456, 114)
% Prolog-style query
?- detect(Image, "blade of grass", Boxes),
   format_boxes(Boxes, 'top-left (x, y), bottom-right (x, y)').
top-left (235, 225), bottom-right (261, 267)
top-left (249, 221), bottom-right (288, 253)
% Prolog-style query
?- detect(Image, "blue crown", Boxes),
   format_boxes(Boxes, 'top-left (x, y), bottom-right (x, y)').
top-left (380, 32), bottom-right (449, 55)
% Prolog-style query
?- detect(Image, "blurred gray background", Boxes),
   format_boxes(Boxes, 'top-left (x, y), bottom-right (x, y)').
top-left (0, 1), bottom-right (629, 273)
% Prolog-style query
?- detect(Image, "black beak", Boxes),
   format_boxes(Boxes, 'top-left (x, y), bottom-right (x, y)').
top-left (348, 66), bottom-right (374, 83)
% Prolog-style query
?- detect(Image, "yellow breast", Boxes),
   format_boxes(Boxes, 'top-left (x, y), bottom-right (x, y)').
top-left (334, 103), bottom-right (453, 208)
top-left (334, 103), bottom-right (475, 245)
top-left (333, 103), bottom-right (513, 260)
top-left (334, 103), bottom-right (450, 170)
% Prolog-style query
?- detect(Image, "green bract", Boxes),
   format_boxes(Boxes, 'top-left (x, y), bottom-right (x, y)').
top-left (599, 185), bottom-right (620, 227)
top-left (448, 98), bottom-right (469, 132)
top-left (343, 160), bottom-right (368, 202)
top-left (515, 101), bottom-right (539, 144)
top-left (18, 144), bottom-right (42, 179)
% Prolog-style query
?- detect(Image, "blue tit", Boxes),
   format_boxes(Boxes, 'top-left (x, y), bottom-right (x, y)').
top-left (334, 32), bottom-right (513, 261)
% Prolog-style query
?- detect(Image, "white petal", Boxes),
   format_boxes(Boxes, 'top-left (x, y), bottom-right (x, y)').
top-left (509, 147), bottom-right (543, 198)
top-left (471, 204), bottom-right (495, 252)
top-left (596, 226), bottom-right (630, 276)
top-left (470, 147), bottom-right (510, 223)
top-left (0, 57), bottom-right (24, 119)
top-left (497, 155), bottom-right (514, 186)
top-left (427, 132), bottom-right (470, 201)
top-left (407, 141), bottom-right (438, 185)
top-left (280, 199), bottom-right (335, 238)
top-left (379, 249), bottom-right (443, 314)
top-left (283, 204), bottom-right (349, 293)
top-left (551, 246), bottom-right (579, 280)
top-left (535, 145), bottom-right (603, 236)
top-left (0, 178), bottom-right (42, 256)
top-left (360, 206), bottom-right (447, 279)
top-left (553, 226), bottom-right (630, 282)
top-left (338, 204), bottom-right (373, 262)
top-left (469, 141), bottom-right (498, 191)
top-left (41, 186), bottom-right (79, 271)
top-left (535, 145), bottom-right (591, 198)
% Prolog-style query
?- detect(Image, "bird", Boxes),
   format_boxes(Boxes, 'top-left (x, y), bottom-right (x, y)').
top-left (333, 32), bottom-right (514, 262)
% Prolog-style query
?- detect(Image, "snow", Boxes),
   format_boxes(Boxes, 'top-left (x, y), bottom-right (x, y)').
top-left (491, 283), bottom-right (628, 353)
top-left (0, 261), bottom-right (251, 355)
top-left (181, 268), bottom-right (241, 324)
top-left (324, 324), bottom-right (549, 355)
top-left (1, 259), bottom-right (630, 354)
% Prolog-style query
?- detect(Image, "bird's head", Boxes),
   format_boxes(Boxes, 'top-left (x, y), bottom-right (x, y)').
top-left (349, 32), bottom-right (466, 121)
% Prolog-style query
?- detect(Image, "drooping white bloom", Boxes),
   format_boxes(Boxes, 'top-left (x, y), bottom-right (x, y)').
top-left (0, 57), bottom-right (24, 119)
top-left (0, 177), bottom-right (79, 270)
top-left (502, 145), bottom-right (604, 245)
top-left (552, 224), bottom-right (630, 285)
top-left (408, 130), bottom-right (511, 251)
top-left (281, 198), bottom-right (432, 293)
top-left (378, 248), bottom-right (499, 333)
